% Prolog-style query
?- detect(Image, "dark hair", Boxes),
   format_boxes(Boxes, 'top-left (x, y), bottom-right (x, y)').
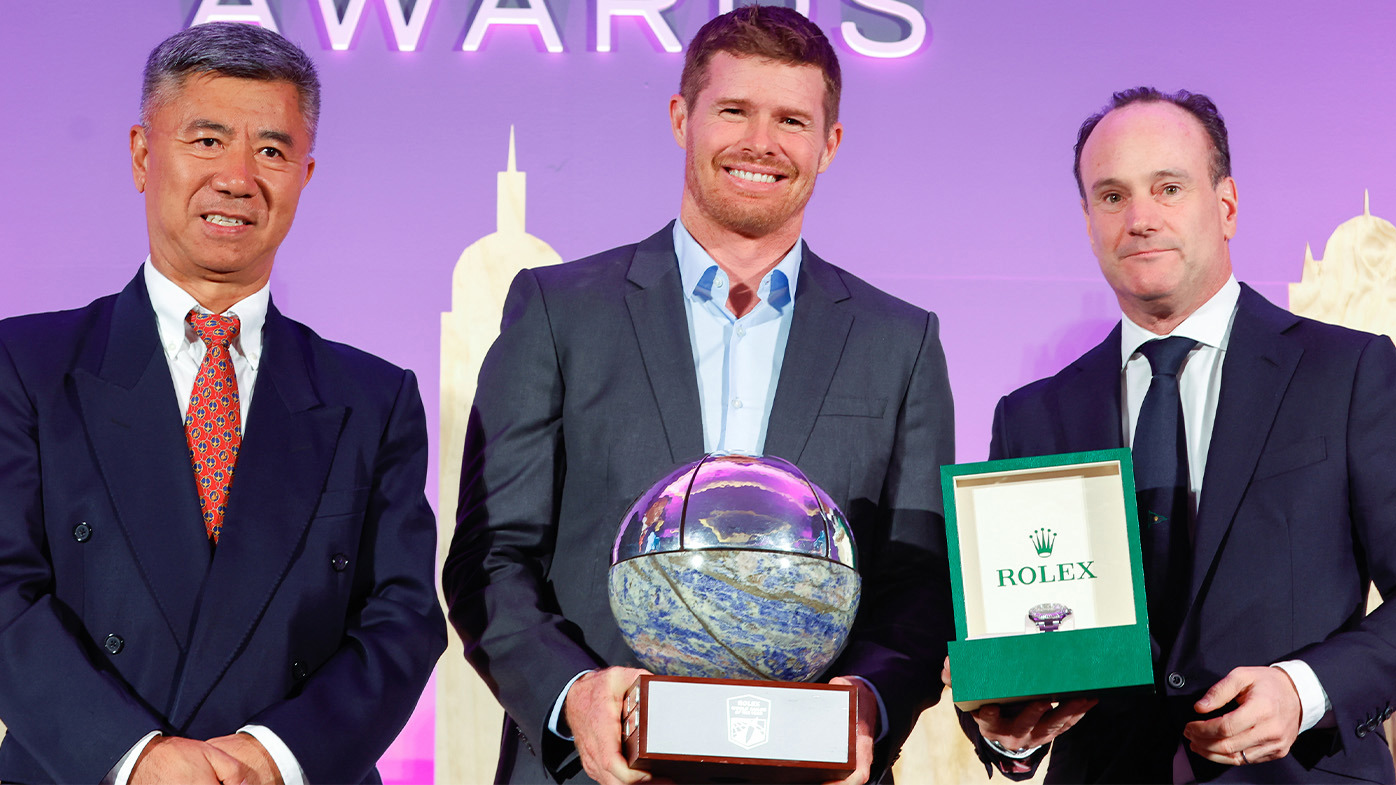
top-left (141, 22), bottom-right (321, 146)
top-left (1073, 87), bottom-right (1231, 199)
top-left (680, 5), bottom-right (841, 129)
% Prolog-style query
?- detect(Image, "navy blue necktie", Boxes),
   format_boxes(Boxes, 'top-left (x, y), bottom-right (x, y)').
top-left (1133, 337), bottom-right (1196, 651)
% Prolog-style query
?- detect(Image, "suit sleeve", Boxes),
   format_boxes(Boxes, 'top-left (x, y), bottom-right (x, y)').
top-left (442, 269), bottom-right (604, 777)
top-left (1295, 333), bottom-right (1396, 753)
top-left (831, 310), bottom-right (956, 760)
top-left (249, 368), bottom-right (447, 783)
top-left (0, 336), bottom-right (165, 781)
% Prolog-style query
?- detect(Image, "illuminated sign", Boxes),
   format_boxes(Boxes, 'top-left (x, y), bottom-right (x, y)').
top-left (188, 0), bottom-right (928, 58)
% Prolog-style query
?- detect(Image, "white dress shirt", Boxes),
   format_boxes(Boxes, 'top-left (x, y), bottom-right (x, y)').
top-left (1119, 276), bottom-right (1330, 780)
top-left (105, 260), bottom-right (305, 785)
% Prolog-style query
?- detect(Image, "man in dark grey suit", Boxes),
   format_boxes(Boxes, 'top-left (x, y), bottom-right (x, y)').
top-left (443, 6), bottom-right (955, 785)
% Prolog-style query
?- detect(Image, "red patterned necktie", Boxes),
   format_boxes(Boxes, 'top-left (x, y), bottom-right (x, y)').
top-left (185, 311), bottom-right (242, 543)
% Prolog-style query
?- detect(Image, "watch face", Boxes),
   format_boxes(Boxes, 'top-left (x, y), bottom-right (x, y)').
top-left (1028, 602), bottom-right (1072, 630)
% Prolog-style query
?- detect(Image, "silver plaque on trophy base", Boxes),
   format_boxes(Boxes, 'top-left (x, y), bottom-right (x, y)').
top-left (622, 674), bottom-right (856, 784)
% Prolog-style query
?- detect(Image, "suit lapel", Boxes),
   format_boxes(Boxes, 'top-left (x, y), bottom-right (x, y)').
top-left (170, 303), bottom-right (347, 728)
top-left (764, 248), bottom-right (853, 464)
top-left (1188, 286), bottom-right (1302, 602)
top-left (1050, 325), bottom-right (1126, 453)
top-left (73, 274), bottom-right (210, 647)
top-left (625, 223), bottom-right (705, 463)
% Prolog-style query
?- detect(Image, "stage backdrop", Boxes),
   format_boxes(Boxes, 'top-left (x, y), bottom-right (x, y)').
top-left (3, 1), bottom-right (1395, 782)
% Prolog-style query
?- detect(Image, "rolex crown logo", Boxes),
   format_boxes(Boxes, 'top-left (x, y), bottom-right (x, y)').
top-left (1030, 528), bottom-right (1056, 558)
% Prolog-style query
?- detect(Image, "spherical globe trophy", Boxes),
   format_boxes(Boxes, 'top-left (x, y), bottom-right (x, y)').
top-left (608, 453), bottom-right (861, 782)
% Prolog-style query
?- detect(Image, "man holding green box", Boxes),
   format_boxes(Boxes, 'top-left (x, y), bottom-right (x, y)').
top-left (952, 87), bottom-right (1396, 783)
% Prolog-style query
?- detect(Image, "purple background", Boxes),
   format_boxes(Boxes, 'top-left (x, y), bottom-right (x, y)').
top-left (4, 1), bottom-right (1394, 779)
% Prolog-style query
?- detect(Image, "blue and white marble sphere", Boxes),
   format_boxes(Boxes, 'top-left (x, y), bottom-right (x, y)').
top-left (608, 454), bottom-right (861, 682)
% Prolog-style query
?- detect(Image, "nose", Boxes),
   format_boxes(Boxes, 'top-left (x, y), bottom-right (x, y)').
top-left (1126, 198), bottom-right (1161, 235)
top-left (211, 146), bottom-right (257, 199)
top-left (739, 118), bottom-right (775, 156)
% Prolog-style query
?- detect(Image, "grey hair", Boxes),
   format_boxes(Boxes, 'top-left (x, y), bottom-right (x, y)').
top-left (140, 22), bottom-right (321, 147)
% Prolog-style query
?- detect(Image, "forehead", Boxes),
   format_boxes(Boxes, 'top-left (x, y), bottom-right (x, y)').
top-left (1080, 102), bottom-right (1212, 179)
top-left (698, 53), bottom-right (827, 110)
top-left (152, 73), bottom-right (308, 134)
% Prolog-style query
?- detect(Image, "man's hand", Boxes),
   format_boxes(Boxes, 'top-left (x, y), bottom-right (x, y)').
top-left (564, 666), bottom-right (657, 785)
top-left (207, 733), bottom-right (283, 785)
top-left (1183, 666), bottom-right (1302, 767)
top-left (130, 736), bottom-right (250, 785)
top-left (824, 676), bottom-right (877, 785)
top-left (942, 656), bottom-right (1096, 752)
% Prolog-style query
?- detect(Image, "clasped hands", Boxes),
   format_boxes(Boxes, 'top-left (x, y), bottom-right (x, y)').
top-left (131, 733), bottom-right (282, 785)
top-left (942, 658), bottom-right (1302, 767)
top-left (564, 666), bottom-right (878, 785)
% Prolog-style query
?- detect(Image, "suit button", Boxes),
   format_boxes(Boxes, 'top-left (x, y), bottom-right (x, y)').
top-left (292, 661), bottom-right (307, 681)
top-left (74, 522), bottom-right (92, 543)
top-left (330, 553), bottom-right (350, 572)
top-left (1167, 672), bottom-right (1185, 689)
top-left (103, 634), bottom-right (124, 654)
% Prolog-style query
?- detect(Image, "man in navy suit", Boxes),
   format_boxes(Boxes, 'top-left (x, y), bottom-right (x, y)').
top-left (443, 7), bottom-right (954, 785)
top-left (953, 88), bottom-right (1396, 783)
top-left (0, 23), bottom-right (445, 784)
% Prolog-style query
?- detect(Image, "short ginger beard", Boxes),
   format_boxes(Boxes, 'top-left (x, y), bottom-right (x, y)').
top-left (684, 148), bottom-right (814, 239)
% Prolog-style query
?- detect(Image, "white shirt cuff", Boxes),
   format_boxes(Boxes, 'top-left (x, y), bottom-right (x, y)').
top-left (840, 675), bottom-right (889, 743)
top-left (548, 670), bottom-right (596, 741)
top-left (986, 737), bottom-right (1043, 760)
top-left (1272, 660), bottom-right (1331, 733)
top-left (105, 730), bottom-right (162, 785)
top-left (239, 724), bottom-right (306, 785)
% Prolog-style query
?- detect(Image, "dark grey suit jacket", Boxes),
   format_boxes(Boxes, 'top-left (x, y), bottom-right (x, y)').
top-left (443, 223), bottom-right (956, 783)
top-left (969, 285), bottom-right (1396, 783)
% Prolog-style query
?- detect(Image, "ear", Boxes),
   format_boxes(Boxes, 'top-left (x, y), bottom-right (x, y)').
top-left (816, 121), bottom-right (844, 174)
top-left (130, 125), bottom-right (150, 193)
top-left (303, 156), bottom-right (316, 187)
top-left (669, 94), bottom-right (689, 150)
top-left (1216, 176), bottom-right (1238, 240)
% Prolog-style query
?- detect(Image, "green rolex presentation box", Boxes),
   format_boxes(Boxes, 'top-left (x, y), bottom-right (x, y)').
top-left (942, 449), bottom-right (1153, 710)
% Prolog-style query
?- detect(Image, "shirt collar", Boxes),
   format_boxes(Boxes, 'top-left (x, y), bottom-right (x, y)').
top-left (1120, 275), bottom-right (1240, 368)
top-left (673, 220), bottom-right (801, 311)
top-left (143, 257), bottom-right (269, 370)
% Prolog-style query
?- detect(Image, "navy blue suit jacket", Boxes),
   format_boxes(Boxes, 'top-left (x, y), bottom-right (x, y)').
top-left (443, 224), bottom-right (956, 783)
top-left (0, 272), bottom-right (446, 783)
top-left (976, 284), bottom-right (1396, 783)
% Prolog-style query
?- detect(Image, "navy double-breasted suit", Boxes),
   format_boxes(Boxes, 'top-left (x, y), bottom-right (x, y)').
top-left (0, 272), bottom-right (446, 783)
top-left (972, 284), bottom-right (1396, 783)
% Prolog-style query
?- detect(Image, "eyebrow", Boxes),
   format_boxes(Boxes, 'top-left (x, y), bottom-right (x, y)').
top-left (715, 97), bottom-right (815, 121)
top-left (258, 129), bottom-right (296, 147)
top-left (185, 119), bottom-right (297, 148)
top-left (187, 119), bottom-right (234, 136)
top-left (1089, 168), bottom-right (1196, 194)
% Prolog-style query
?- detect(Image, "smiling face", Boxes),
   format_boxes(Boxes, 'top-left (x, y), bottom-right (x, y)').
top-left (131, 73), bottom-right (315, 295)
top-left (1079, 101), bottom-right (1237, 331)
top-left (672, 52), bottom-right (842, 242)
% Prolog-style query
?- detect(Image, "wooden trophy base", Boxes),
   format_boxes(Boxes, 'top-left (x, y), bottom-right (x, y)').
top-left (621, 674), bottom-right (856, 783)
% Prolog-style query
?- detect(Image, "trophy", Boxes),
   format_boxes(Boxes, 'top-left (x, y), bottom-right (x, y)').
top-left (608, 454), bottom-right (859, 783)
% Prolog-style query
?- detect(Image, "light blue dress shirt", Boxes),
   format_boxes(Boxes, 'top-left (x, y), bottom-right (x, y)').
top-left (673, 220), bottom-right (800, 455)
